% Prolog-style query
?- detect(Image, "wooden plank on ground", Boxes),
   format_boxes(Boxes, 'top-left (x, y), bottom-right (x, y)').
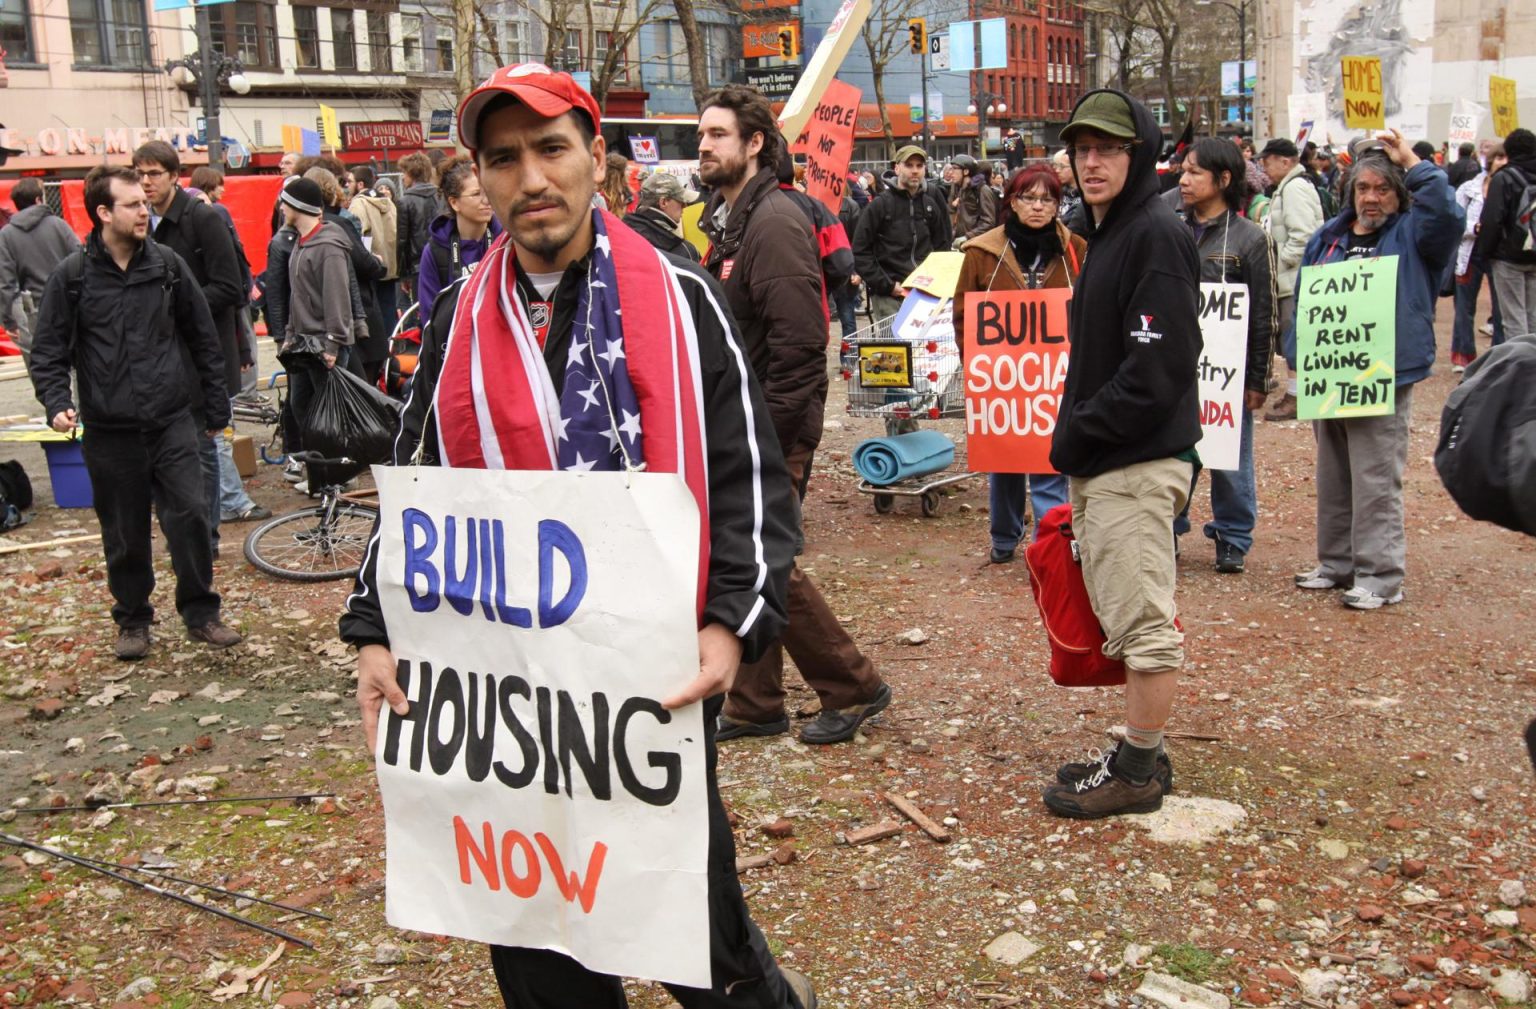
top-left (883, 791), bottom-right (952, 843)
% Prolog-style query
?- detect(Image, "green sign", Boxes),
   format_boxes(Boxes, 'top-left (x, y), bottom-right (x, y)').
top-left (1295, 256), bottom-right (1398, 420)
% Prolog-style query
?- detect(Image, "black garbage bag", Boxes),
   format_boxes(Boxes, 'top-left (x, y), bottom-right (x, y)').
top-left (303, 365), bottom-right (402, 469)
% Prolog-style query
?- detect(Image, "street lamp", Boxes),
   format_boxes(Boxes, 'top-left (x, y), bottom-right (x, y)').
top-left (968, 92), bottom-right (1007, 159)
top-left (164, 3), bottom-right (250, 172)
top-left (1197, 0), bottom-right (1251, 134)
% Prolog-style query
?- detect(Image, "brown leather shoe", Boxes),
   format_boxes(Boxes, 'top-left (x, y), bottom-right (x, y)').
top-left (1042, 763), bottom-right (1163, 819)
top-left (115, 626), bottom-right (152, 661)
top-left (1263, 393), bottom-right (1297, 421)
top-left (188, 619), bottom-right (242, 649)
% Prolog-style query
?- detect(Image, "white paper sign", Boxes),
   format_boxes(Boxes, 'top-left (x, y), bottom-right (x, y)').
top-left (1287, 92), bottom-right (1327, 147)
top-left (1447, 99), bottom-right (1484, 152)
top-left (1195, 282), bottom-right (1249, 471)
top-left (371, 467), bottom-right (710, 988)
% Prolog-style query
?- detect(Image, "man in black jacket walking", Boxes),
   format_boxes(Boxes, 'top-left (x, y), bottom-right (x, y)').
top-left (135, 140), bottom-right (248, 553)
top-left (1043, 90), bottom-right (1201, 820)
top-left (30, 166), bottom-right (241, 660)
top-left (700, 84), bottom-right (891, 748)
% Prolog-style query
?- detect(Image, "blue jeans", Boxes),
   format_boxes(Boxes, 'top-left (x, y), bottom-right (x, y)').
top-left (989, 472), bottom-right (1069, 551)
top-left (1174, 407), bottom-right (1256, 554)
top-left (1452, 261), bottom-right (1505, 358)
top-left (217, 430), bottom-right (257, 515)
top-left (833, 282), bottom-right (861, 337)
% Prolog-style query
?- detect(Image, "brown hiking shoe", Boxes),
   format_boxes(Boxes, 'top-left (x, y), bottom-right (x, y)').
top-left (188, 619), bottom-right (242, 649)
top-left (115, 626), bottom-right (152, 661)
top-left (1263, 393), bottom-right (1297, 421)
top-left (1042, 762), bottom-right (1163, 819)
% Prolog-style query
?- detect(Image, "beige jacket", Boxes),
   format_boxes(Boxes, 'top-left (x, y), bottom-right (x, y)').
top-left (349, 192), bottom-right (400, 280)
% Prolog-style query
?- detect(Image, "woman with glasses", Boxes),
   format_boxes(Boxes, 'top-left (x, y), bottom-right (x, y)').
top-left (953, 163), bottom-right (1086, 563)
top-left (416, 156), bottom-right (502, 323)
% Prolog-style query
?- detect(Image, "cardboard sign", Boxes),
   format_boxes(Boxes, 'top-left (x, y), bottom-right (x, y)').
top-left (790, 78), bottom-right (860, 215)
top-left (1295, 257), bottom-right (1398, 421)
top-left (963, 289), bottom-right (1071, 473)
top-left (1195, 283), bottom-right (1249, 471)
top-left (1490, 76), bottom-right (1519, 136)
top-left (776, 0), bottom-right (871, 143)
top-left (371, 467), bottom-right (711, 988)
top-left (1340, 56), bottom-right (1385, 130)
top-left (902, 251), bottom-right (964, 299)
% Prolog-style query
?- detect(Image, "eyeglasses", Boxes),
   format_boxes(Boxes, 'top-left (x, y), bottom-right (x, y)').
top-left (137, 168), bottom-right (168, 180)
top-left (1066, 141), bottom-right (1134, 160)
top-left (114, 199), bottom-right (148, 212)
top-left (1012, 194), bottom-right (1055, 206)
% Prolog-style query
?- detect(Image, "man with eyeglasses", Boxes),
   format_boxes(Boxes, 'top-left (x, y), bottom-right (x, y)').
top-left (30, 166), bottom-right (242, 660)
top-left (1042, 90), bottom-right (1202, 820)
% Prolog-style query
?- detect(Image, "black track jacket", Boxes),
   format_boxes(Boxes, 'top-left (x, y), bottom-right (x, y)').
top-left (1049, 89), bottom-right (1202, 478)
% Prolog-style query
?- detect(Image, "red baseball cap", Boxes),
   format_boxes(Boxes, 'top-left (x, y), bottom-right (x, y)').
top-left (457, 63), bottom-right (603, 150)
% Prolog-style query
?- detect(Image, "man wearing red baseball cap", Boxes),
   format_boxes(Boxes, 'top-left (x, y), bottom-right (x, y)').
top-left (345, 63), bottom-right (816, 1009)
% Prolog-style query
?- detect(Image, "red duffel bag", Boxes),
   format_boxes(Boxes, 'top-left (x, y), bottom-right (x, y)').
top-left (1023, 503), bottom-right (1127, 687)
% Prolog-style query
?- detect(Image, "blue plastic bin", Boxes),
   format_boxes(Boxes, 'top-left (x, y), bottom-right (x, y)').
top-left (42, 441), bottom-right (93, 508)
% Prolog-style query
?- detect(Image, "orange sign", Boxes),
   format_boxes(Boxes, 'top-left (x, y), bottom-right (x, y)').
top-left (791, 78), bottom-right (861, 215)
top-left (742, 21), bottom-right (792, 59)
top-left (742, 0), bottom-right (796, 9)
top-left (963, 289), bottom-right (1073, 474)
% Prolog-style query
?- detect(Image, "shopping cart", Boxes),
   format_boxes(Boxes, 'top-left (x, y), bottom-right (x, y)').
top-left (839, 310), bottom-right (976, 516)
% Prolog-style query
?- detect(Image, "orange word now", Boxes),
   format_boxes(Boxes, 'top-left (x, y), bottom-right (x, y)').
top-left (453, 816), bottom-right (608, 914)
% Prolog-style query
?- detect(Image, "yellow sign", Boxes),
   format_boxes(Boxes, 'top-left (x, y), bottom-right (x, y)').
top-left (281, 124), bottom-right (304, 153)
top-left (1340, 56), bottom-right (1385, 130)
top-left (318, 103), bottom-right (341, 148)
top-left (857, 343), bottom-right (913, 387)
top-left (1490, 76), bottom-right (1519, 136)
top-left (902, 251), bottom-right (965, 299)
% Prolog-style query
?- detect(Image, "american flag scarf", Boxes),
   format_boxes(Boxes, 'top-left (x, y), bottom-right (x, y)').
top-left (433, 209), bottom-right (711, 614)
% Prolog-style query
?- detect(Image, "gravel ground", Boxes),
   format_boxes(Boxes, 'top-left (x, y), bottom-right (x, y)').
top-left (1, 305), bottom-right (1533, 1009)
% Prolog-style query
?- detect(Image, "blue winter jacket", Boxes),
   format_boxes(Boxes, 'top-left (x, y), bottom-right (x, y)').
top-left (1284, 161), bottom-right (1463, 387)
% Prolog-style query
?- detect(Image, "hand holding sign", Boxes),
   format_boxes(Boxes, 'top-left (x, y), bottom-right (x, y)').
top-left (358, 643), bottom-right (410, 753)
top-left (661, 624), bottom-right (743, 710)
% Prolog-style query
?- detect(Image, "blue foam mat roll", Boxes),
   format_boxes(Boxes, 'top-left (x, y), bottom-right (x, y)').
top-left (852, 431), bottom-right (957, 486)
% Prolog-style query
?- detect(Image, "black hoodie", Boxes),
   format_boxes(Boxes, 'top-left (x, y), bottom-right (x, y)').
top-left (1049, 89), bottom-right (1202, 478)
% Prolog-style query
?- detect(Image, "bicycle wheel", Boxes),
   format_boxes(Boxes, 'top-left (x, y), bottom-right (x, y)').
top-left (243, 502), bottom-right (379, 582)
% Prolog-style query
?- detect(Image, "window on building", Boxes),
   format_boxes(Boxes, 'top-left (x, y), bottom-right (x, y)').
top-left (594, 30), bottom-right (626, 80)
top-left (69, 0), bottom-right (149, 66)
top-left (1008, 24), bottom-right (1017, 59)
top-left (561, 29), bottom-right (581, 71)
top-left (706, 23), bottom-right (733, 84)
top-left (436, 34), bottom-right (452, 71)
top-left (401, 13), bottom-right (422, 71)
top-left (1, 0), bottom-right (34, 63)
top-left (1031, 27), bottom-right (1039, 60)
top-left (368, 11), bottom-right (391, 71)
top-left (293, 5), bottom-right (319, 67)
top-left (331, 9), bottom-right (356, 69)
top-left (502, 18), bottom-right (522, 63)
top-left (217, 1), bottom-right (279, 69)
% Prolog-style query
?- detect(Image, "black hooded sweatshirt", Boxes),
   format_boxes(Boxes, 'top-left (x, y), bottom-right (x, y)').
top-left (1049, 89), bottom-right (1202, 478)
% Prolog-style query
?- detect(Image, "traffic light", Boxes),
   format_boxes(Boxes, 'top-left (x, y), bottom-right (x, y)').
top-left (778, 24), bottom-right (799, 59)
top-left (909, 18), bottom-right (928, 55)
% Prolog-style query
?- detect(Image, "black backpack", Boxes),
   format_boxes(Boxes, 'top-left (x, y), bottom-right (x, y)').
top-left (1434, 336), bottom-right (1536, 536)
top-left (1505, 166), bottom-right (1536, 253)
top-left (0, 459), bottom-right (31, 531)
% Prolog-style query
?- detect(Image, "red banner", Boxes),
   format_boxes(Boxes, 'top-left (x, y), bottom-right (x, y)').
top-left (963, 289), bottom-right (1072, 473)
top-left (790, 78), bottom-right (860, 216)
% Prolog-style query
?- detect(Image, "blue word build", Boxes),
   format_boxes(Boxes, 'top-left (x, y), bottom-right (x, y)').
top-left (400, 509), bottom-right (587, 628)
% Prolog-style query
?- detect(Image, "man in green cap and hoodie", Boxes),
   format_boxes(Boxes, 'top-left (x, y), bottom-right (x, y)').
top-left (1043, 89), bottom-right (1203, 819)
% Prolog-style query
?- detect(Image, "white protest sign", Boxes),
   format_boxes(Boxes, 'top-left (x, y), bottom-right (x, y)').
top-left (1287, 92), bottom-right (1327, 148)
top-left (776, 0), bottom-right (872, 143)
top-left (371, 467), bottom-right (710, 988)
top-left (1447, 99), bottom-right (1484, 153)
top-left (1195, 282), bottom-right (1249, 471)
